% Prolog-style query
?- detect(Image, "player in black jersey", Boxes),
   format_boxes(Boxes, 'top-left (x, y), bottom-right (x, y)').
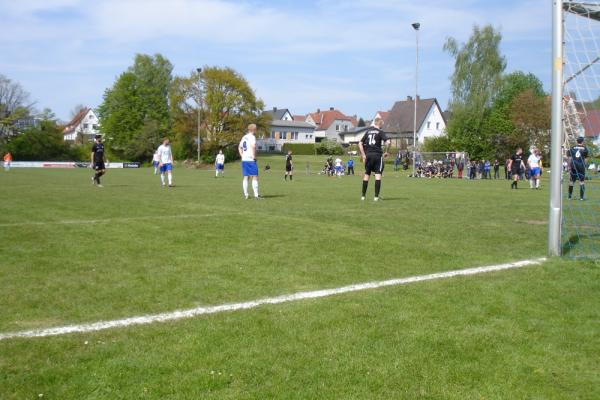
top-left (284, 150), bottom-right (293, 181)
top-left (358, 118), bottom-right (390, 201)
top-left (568, 137), bottom-right (589, 200)
top-left (507, 148), bottom-right (525, 189)
top-left (90, 135), bottom-right (107, 187)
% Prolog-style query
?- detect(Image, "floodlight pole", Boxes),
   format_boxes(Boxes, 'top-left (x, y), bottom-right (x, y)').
top-left (412, 22), bottom-right (420, 177)
top-left (196, 67), bottom-right (202, 163)
top-left (549, 0), bottom-right (563, 256)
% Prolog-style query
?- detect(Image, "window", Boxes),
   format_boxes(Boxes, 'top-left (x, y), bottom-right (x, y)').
top-left (271, 131), bottom-right (275, 139)
top-left (344, 125), bottom-right (349, 132)
top-left (89, 115), bottom-right (94, 120)
top-left (436, 122), bottom-right (440, 130)
top-left (336, 125), bottom-right (340, 131)
top-left (292, 132), bottom-right (298, 140)
top-left (427, 122), bottom-right (431, 129)
top-left (92, 124), bottom-right (98, 130)
top-left (83, 123), bottom-right (89, 129)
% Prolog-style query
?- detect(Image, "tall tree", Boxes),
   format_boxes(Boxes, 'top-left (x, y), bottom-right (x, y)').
top-left (169, 66), bottom-right (269, 158)
top-left (98, 54), bottom-right (173, 161)
top-left (443, 25), bottom-right (507, 159)
top-left (0, 74), bottom-right (35, 138)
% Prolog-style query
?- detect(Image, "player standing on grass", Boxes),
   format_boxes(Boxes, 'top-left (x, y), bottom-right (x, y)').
top-left (527, 148), bottom-right (542, 190)
top-left (284, 150), bottom-right (293, 181)
top-left (215, 149), bottom-right (225, 178)
top-left (568, 136), bottom-right (589, 200)
top-left (508, 148), bottom-right (525, 189)
top-left (157, 138), bottom-right (175, 187)
top-left (359, 118), bottom-right (390, 201)
top-left (91, 135), bottom-right (107, 187)
top-left (239, 124), bottom-right (260, 199)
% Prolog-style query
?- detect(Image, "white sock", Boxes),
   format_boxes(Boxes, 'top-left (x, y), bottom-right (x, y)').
top-left (154, 167), bottom-right (158, 174)
top-left (252, 179), bottom-right (259, 197)
top-left (160, 174), bottom-right (165, 185)
top-left (536, 179), bottom-right (540, 188)
top-left (216, 170), bottom-right (218, 177)
top-left (529, 179), bottom-right (534, 188)
top-left (168, 172), bottom-right (173, 185)
top-left (243, 177), bottom-right (249, 197)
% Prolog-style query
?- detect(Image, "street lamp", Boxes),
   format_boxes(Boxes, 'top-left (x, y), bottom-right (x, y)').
top-left (411, 22), bottom-right (420, 177)
top-left (196, 67), bottom-right (202, 163)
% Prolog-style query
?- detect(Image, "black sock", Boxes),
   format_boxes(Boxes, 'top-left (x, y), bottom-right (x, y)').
top-left (568, 185), bottom-right (574, 197)
top-left (375, 180), bottom-right (381, 197)
top-left (362, 180), bottom-right (368, 196)
top-left (94, 172), bottom-right (101, 183)
top-left (290, 175), bottom-right (292, 181)
top-left (511, 181), bottom-right (515, 189)
top-left (580, 185), bottom-right (585, 199)
top-left (284, 174), bottom-right (287, 180)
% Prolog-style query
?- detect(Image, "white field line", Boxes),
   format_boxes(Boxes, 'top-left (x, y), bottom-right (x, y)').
top-left (0, 257), bottom-right (547, 341)
top-left (0, 212), bottom-right (244, 228)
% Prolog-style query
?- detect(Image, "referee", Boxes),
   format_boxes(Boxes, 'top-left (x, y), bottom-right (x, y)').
top-left (358, 118), bottom-right (390, 201)
top-left (91, 134), bottom-right (107, 187)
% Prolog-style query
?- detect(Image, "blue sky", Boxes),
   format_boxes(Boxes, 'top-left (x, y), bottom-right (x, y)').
top-left (0, 0), bottom-right (551, 122)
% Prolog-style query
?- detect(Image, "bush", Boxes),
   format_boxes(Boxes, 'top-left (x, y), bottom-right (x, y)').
top-left (315, 139), bottom-right (344, 155)
top-left (4, 121), bottom-right (82, 161)
top-left (282, 143), bottom-right (316, 155)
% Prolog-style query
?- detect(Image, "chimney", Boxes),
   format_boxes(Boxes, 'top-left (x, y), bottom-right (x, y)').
top-left (317, 108), bottom-right (321, 113)
top-left (273, 107), bottom-right (277, 112)
top-left (407, 96), bottom-right (413, 101)
top-left (330, 107), bottom-right (334, 111)
top-left (416, 95), bottom-right (420, 101)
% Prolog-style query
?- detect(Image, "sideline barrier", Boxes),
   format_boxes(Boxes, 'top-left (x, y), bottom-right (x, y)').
top-left (10, 162), bottom-right (140, 169)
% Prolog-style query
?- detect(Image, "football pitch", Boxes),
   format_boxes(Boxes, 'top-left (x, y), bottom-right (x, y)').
top-left (1, 156), bottom-right (599, 399)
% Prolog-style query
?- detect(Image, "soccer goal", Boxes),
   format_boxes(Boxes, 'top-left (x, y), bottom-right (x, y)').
top-left (550, 1), bottom-right (600, 257)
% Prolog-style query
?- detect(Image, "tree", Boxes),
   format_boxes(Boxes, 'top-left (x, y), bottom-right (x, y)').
top-left (98, 54), bottom-right (173, 161)
top-left (70, 104), bottom-right (87, 119)
top-left (169, 66), bottom-right (269, 158)
top-left (358, 118), bottom-right (366, 127)
top-left (510, 89), bottom-right (551, 157)
top-left (4, 120), bottom-right (79, 161)
top-left (443, 25), bottom-right (507, 159)
top-left (0, 74), bottom-right (35, 138)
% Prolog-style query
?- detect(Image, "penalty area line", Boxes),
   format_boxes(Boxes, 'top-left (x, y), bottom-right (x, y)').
top-left (0, 257), bottom-right (547, 341)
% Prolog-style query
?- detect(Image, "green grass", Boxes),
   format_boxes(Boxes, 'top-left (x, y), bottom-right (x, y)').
top-left (0, 155), bottom-right (598, 399)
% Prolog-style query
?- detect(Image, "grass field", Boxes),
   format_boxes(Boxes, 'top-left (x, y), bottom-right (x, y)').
top-left (0, 155), bottom-right (598, 399)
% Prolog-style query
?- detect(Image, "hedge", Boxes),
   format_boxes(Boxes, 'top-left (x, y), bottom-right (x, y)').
top-left (281, 143), bottom-right (316, 155)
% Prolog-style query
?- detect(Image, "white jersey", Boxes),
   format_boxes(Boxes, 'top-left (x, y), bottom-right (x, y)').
top-left (216, 154), bottom-right (225, 165)
top-left (528, 154), bottom-right (541, 168)
top-left (239, 134), bottom-right (256, 162)
top-left (152, 152), bottom-right (160, 162)
top-left (157, 144), bottom-right (172, 164)
top-left (335, 158), bottom-right (342, 167)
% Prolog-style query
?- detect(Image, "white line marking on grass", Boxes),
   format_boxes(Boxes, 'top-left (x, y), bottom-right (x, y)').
top-left (0, 257), bottom-right (547, 341)
top-left (0, 212), bottom-right (245, 227)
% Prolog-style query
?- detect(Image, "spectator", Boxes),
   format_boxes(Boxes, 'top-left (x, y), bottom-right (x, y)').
top-left (493, 159), bottom-right (500, 179)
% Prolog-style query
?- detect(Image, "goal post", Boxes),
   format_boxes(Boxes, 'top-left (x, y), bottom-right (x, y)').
top-left (552, 1), bottom-right (600, 258)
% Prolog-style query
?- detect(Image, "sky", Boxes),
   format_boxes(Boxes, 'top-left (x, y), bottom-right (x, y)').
top-left (0, 0), bottom-right (551, 122)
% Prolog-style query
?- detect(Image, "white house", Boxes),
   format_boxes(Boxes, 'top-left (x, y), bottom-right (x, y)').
top-left (376, 96), bottom-right (447, 148)
top-left (258, 107), bottom-right (316, 152)
top-left (63, 108), bottom-right (100, 142)
top-left (306, 107), bottom-right (357, 142)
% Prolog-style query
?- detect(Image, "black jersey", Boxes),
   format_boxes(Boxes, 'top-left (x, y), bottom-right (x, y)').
top-left (92, 143), bottom-right (105, 163)
top-left (360, 127), bottom-right (388, 155)
top-left (568, 144), bottom-right (588, 170)
top-left (285, 154), bottom-right (292, 166)
top-left (510, 153), bottom-right (523, 171)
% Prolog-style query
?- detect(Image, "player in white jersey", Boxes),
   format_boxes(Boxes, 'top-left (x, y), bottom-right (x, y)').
top-left (215, 150), bottom-right (225, 178)
top-left (156, 138), bottom-right (174, 187)
top-left (152, 151), bottom-right (160, 175)
top-left (527, 149), bottom-right (542, 189)
top-left (238, 124), bottom-right (260, 199)
top-left (334, 157), bottom-right (343, 177)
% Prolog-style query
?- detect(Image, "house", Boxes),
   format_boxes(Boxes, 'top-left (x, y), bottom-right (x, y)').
top-left (258, 107), bottom-right (316, 152)
top-left (306, 107), bottom-right (357, 142)
top-left (338, 126), bottom-right (370, 145)
top-left (63, 108), bottom-right (100, 142)
top-left (378, 96), bottom-right (447, 148)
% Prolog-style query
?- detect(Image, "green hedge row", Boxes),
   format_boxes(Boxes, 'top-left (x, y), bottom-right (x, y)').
top-left (281, 143), bottom-right (316, 155)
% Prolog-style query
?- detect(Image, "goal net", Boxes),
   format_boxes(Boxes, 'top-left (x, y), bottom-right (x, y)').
top-left (561, 1), bottom-right (600, 258)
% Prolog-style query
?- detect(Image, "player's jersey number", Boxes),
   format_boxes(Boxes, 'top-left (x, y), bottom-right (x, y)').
top-left (367, 134), bottom-right (376, 146)
top-left (242, 141), bottom-right (247, 151)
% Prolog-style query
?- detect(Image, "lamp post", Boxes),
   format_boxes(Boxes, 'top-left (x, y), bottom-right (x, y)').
top-left (412, 22), bottom-right (420, 177)
top-left (196, 67), bottom-right (202, 163)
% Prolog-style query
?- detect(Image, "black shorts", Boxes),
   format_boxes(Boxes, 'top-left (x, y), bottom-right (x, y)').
top-left (286, 164), bottom-right (293, 172)
top-left (94, 162), bottom-right (105, 171)
top-left (365, 154), bottom-right (384, 175)
top-left (570, 167), bottom-right (586, 182)
top-left (511, 168), bottom-right (521, 177)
